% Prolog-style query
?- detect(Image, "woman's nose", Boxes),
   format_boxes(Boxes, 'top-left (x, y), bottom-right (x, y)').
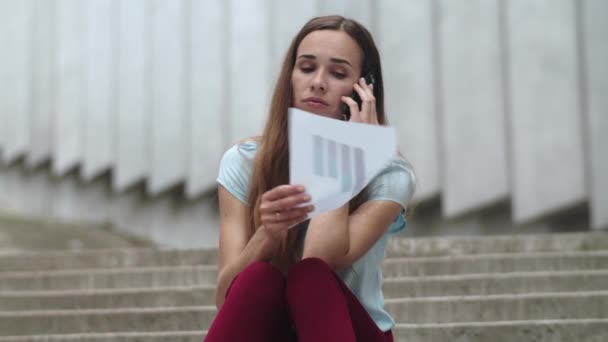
top-left (310, 72), bottom-right (327, 92)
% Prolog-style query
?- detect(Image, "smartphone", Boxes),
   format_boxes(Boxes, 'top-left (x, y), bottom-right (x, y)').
top-left (342, 73), bottom-right (376, 120)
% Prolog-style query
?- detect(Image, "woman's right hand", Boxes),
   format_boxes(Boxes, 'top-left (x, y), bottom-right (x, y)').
top-left (259, 185), bottom-right (314, 240)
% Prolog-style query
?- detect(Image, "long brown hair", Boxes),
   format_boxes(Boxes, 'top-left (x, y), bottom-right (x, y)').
top-left (245, 15), bottom-right (388, 264)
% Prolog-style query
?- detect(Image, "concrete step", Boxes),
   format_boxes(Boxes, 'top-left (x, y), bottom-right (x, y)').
top-left (0, 212), bottom-right (154, 253)
top-left (0, 331), bottom-right (205, 342)
top-left (392, 319), bottom-right (608, 342)
top-left (3, 248), bottom-right (607, 278)
top-left (0, 266), bottom-right (218, 291)
top-left (2, 252), bottom-right (606, 292)
top-left (386, 232), bottom-right (608, 257)
top-left (383, 269), bottom-right (608, 297)
top-left (3, 270), bottom-right (607, 310)
top-left (2, 292), bottom-right (607, 335)
top-left (0, 249), bottom-right (218, 272)
top-left (382, 250), bottom-right (608, 277)
top-left (0, 286), bottom-right (216, 311)
top-left (2, 232), bottom-right (607, 273)
top-left (385, 291), bottom-right (608, 324)
top-left (0, 320), bottom-right (607, 342)
top-left (0, 307), bottom-right (214, 336)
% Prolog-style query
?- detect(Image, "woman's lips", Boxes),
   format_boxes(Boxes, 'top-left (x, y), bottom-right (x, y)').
top-left (303, 100), bottom-right (328, 109)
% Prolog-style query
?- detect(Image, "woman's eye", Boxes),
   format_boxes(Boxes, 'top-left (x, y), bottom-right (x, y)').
top-left (333, 72), bottom-right (346, 79)
top-left (300, 67), bottom-right (314, 73)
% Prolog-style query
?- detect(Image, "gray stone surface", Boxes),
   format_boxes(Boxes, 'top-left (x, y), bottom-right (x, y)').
top-left (228, 0), bottom-right (271, 143)
top-left (0, 249), bottom-right (215, 272)
top-left (506, 0), bottom-right (586, 222)
top-left (0, 265), bottom-right (217, 291)
top-left (583, 0), bottom-right (608, 230)
top-left (26, 0), bottom-right (54, 169)
top-left (53, 0), bottom-right (85, 176)
top-left (0, 321), bottom-right (606, 342)
top-left (81, 0), bottom-right (115, 182)
top-left (0, 307), bottom-right (214, 336)
top-left (385, 291), bottom-right (608, 324)
top-left (0, 212), bottom-right (153, 253)
top-left (148, 0), bottom-right (188, 195)
top-left (377, 0), bottom-right (439, 200)
top-left (186, 0), bottom-right (227, 198)
top-left (0, 332), bottom-right (206, 342)
top-left (385, 232), bottom-right (608, 257)
top-left (382, 251), bottom-right (608, 276)
top-left (438, 0), bottom-right (509, 217)
top-left (318, 0), bottom-right (373, 32)
top-left (0, 286), bottom-right (215, 311)
top-left (113, 0), bottom-right (149, 192)
top-left (0, 230), bottom-right (606, 340)
top-left (0, 0), bottom-right (31, 163)
top-left (1, 292), bottom-right (607, 335)
top-left (393, 319), bottom-right (608, 342)
top-left (383, 270), bottom-right (608, 297)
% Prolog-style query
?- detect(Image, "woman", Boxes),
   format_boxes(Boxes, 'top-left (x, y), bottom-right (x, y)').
top-left (206, 15), bottom-right (416, 342)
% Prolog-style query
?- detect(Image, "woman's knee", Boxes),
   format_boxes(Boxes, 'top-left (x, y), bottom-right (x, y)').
top-left (290, 257), bottom-right (333, 276)
top-left (227, 261), bottom-right (286, 302)
top-left (286, 257), bottom-right (335, 301)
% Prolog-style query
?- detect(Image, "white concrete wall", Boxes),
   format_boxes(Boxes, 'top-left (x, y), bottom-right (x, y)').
top-left (582, 0), bottom-right (608, 231)
top-left (507, 0), bottom-right (587, 223)
top-left (377, 0), bottom-right (440, 201)
top-left (438, 0), bottom-right (508, 216)
top-left (0, 0), bottom-right (606, 249)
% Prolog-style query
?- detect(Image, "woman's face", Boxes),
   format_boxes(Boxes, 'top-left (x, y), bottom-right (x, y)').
top-left (291, 30), bottom-right (363, 120)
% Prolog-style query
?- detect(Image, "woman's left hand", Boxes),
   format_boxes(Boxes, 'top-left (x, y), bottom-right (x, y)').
top-left (341, 77), bottom-right (379, 125)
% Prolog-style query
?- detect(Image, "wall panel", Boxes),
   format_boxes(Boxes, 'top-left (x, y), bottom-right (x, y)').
top-left (114, 0), bottom-right (149, 192)
top-left (229, 0), bottom-right (272, 143)
top-left (583, 0), bottom-right (608, 229)
top-left (438, 0), bottom-right (508, 216)
top-left (377, 0), bottom-right (440, 200)
top-left (186, 0), bottom-right (227, 197)
top-left (507, 0), bottom-right (586, 222)
top-left (0, 0), bottom-right (32, 163)
top-left (26, 0), bottom-right (55, 168)
top-left (53, 0), bottom-right (85, 175)
top-left (148, 0), bottom-right (188, 195)
top-left (82, 0), bottom-right (117, 181)
top-left (318, 0), bottom-right (373, 32)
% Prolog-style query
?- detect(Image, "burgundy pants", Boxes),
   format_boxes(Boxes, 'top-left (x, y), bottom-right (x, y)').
top-left (204, 258), bottom-right (393, 342)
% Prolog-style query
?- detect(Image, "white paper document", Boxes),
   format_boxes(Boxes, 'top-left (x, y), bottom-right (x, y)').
top-left (288, 107), bottom-right (397, 218)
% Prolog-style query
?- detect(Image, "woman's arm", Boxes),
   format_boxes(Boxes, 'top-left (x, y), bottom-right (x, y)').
top-left (302, 200), bottom-right (402, 270)
top-left (215, 186), bottom-right (279, 309)
top-left (215, 184), bottom-right (313, 309)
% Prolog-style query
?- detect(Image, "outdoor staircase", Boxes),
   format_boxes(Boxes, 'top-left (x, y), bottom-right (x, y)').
top-left (1, 213), bottom-right (607, 341)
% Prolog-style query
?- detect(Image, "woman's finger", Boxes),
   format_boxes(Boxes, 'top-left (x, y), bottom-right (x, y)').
top-left (341, 96), bottom-right (360, 122)
top-left (260, 192), bottom-right (311, 214)
top-left (261, 184), bottom-right (305, 202)
top-left (355, 81), bottom-right (377, 125)
top-left (359, 77), bottom-right (374, 98)
top-left (261, 205), bottom-right (314, 225)
top-left (354, 83), bottom-right (371, 122)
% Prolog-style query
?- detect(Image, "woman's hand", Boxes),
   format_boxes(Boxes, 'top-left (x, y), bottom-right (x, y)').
top-left (259, 185), bottom-right (314, 241)
top-left (341, 77), bottom-right (379, 125)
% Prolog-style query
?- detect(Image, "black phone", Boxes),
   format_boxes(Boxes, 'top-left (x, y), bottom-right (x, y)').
top-left (342, 73), bottom-right (376, 120)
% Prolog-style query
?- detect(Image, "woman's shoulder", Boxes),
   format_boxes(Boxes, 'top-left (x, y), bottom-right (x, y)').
top-left (378, 154), bottom-right (416, 181)
top-left (216, 140), bottom-right (259, 205)
top-left (366, 154), bottom-right (416, 207)
top-left (220, 140), bottom-right (259, 165)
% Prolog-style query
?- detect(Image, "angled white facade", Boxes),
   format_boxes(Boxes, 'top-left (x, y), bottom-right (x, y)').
top-left (0, 0), bottom-right (606, 248)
